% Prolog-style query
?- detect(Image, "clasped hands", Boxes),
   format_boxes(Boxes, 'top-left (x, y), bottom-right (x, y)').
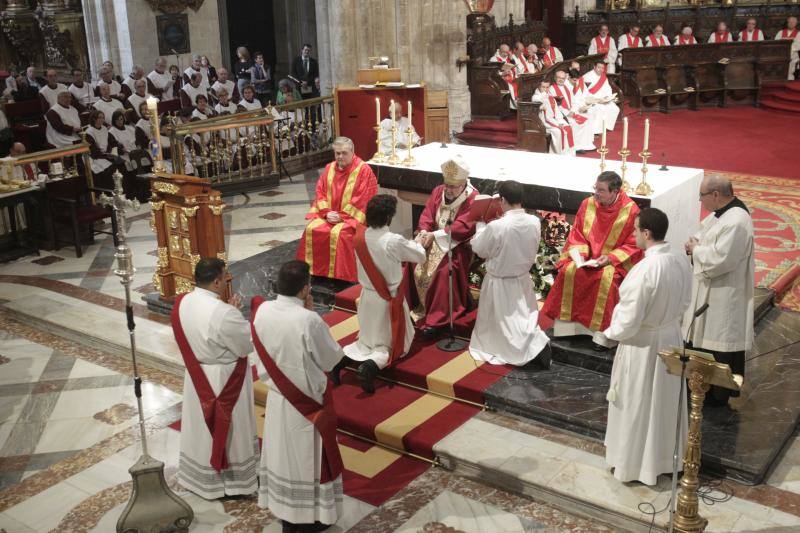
top-left (325, 211), bottom-right (342, 224)
top-left (684, 237), bottom-right (699, 255)
top-left (415, 231), bottom-right (435, 249)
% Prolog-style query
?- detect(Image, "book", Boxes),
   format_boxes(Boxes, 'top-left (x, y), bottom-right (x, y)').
top-left (469, 194), bottom-right (503, 223)
top-left (569, 247), bottom-right (600, 268)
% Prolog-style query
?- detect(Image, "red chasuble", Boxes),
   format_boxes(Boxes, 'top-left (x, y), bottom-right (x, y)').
top-left (406, 184), bottom-right (477, 329)
top-left (354, 225), bottom-right (408, 365)
top-left (542, 191), bottom-right (642, 332)
top-left (250, 297), bottom-right (343, 483)
top-left (297, 156), bottom-right (378, 282)
top-left (171, 294), bottom-right (248, 472)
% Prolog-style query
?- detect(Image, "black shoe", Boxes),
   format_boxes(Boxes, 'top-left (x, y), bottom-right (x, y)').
top-left (282, 520), bottom-right (298, 533)
top-left (535, 343), bottom-right (552, 370)
top-left (357, 359), bottom-right (379, 394)
top-left (330, 357), bottom-right (349, 386)
top-left (592, 341), bottom-right (611, 352)
top-left (422, 326), bottom-right (443, 339)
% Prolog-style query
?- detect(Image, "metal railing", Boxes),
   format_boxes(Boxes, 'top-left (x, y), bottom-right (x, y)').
top-left (0, 143), bottom-right (92, 192)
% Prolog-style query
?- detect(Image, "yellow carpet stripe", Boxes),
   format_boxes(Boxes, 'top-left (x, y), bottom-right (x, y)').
top-left (426, 351), bottom-right (482, 398)
top-left (330, 314), bottom-right (360, 341)
top-left (338, 443), bottom-right (401, 478)
top-left (373, 393), bottom-right (452, 450)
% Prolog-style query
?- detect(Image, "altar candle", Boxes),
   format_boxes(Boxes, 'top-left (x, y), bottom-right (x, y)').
top-left (408, 100), bottom-right (412, 124)
top-left (146, 96), bottom-right (158, 115)
top-left (375, 97), bottom-right (380, 125)
top-left (622, 117), bottom-right (628, 148)
top-left (601, 121), bottom-right (606, 147)
top-left (390, 99), bottom-right (395, 122)
top-left (643, 118), bottom-right (650, 151)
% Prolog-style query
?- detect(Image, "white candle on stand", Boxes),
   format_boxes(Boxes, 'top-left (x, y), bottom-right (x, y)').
top-left (601, 121), bottom-right (606, 147)
top-left (375, 97), bottom-right (380, 125)
top-left (390, 99), bottom-right (395, 122)
top-left (408, 100), bottom-right (412, 124)
top-left (643, 118), bottom-right (650, 151)
top-left (622, 117), bottom-right (628, 148)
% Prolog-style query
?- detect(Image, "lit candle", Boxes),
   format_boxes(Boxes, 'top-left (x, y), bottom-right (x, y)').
top-left (375, 97), bottom-right (380, 125)
top-left (407, 100), bottom-right (412, 125)
top-left (146, 96), bottom-right (158, 115)
top-left (643, 118), bottom-right (650, 151)
top-left (601, 121), bottom-right (606, 147)
top-left (390, 99), bottom-right (395, 123)
top-left (622, 117), bottom-right (628, 148)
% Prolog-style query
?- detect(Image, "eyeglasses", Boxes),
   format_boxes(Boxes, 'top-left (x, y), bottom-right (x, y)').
top-left (698, 190), bottom-right (715, 198)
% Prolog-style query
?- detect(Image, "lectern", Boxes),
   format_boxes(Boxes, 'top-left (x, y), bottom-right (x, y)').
top-left (658, 348), bottom-right (743, 533)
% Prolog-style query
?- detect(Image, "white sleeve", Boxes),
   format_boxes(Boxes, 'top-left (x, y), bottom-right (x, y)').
top-left (386, 233), bottom-right (426, 264)
top-left (588, 39), bottom-right (597, 54)
top-left (692, 218), bottom-right (752, 280)
top-left (607, 39), bottom-right (618, 62)
top-left (604, 266), bottom-right (650, 341)
top-left (470, 221), bottom-right (500, 259)
top-left (213, 306), bottom-right (253, 361)
top-left (306, 314), bottom-right (345, 373)
top-left (707, 35), bottom-right (715, 44)
top-left (618, 36), bottom-right (627, 52)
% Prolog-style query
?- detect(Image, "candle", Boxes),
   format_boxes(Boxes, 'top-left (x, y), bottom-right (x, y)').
top-left (408, 100), bottom-right (412, 125)
top-left (643, 118), bottom-right (650, 151)
top-left (390, 99), bottom-right (395, 122)
top-left (622, 117), bottom-right (628, 148)
top-left (146, 96), bottom-right (158, 115)
top-left (601, 121), bottom-right (606, 147)
top-left (375, 97), bottom-right (380, 125)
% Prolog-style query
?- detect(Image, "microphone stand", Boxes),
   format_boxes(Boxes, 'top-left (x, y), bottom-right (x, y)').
top-left (668, 302), bottom-right (709, 533)
top-left (436, 216), bottom-right (467, 352)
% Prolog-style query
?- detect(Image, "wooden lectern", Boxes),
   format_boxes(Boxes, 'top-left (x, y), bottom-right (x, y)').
top-left (658, 348), bottom-right (743, 533)
top-left (150, 173), bottom-right (229, 301)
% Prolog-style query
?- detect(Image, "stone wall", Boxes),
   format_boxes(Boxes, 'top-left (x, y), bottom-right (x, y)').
top-left (315, 0), bottom-right (525, 134)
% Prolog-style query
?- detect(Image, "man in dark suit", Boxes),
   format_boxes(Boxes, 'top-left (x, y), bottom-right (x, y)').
top-left (290, 44), bottom-right (320, 99)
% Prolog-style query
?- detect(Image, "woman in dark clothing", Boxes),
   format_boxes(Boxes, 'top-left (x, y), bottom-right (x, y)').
top-left (234, 46), bottom-right (254, 98)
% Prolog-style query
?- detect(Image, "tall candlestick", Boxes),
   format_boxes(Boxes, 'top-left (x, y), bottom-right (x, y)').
top-left (601, 120), bottom-right (606, 148)
top-left (390, 99), bottom-right (395, 122)
top-left (622, 117), bottom-right (628, 148)
top-left (146, 96), bottom-right (166, 173)
top-left (408, 100), bottom-right (412, 124)
top-left (375, 97), bottom-right (380, 125)
top-left (643, 118), bottom-right (650, 151)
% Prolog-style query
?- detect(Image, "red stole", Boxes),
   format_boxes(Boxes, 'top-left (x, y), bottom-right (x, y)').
top-left (626, 34), bottom-right (641, 48)
top-left (250, 297), bottom-right (343, 484)
top-left (678, 35), bottom-right (696, 45)
top-left (573, 77), bottom-right (586, 95)
top-left (588, 73), bottom-right (608, 95)
top-left (740, 29), bottom-right (761, 42)
top-left (712, 31), bottom-right (730, 43)
top-left (781, 29), bottom-right (799, 39)
top-left (354, 226), bottom-right (408, 366)
top-left (544, 97), bottom-right (574, 149)
top-left (543, 47), bottom-right (557, 66)
top-left (595, 35), bottom-right (611, 55)
top-left (649, 34), bottom-right (666, 47)
top-left (171, 293), bottom-right (248, 473)
top-left (552, 84), bottom-right (587, 125)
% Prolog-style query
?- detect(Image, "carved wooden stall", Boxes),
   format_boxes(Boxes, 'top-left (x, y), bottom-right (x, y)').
top-left (620, 40), bottom-right (792, 113)
top-left (566, 1), bottom-right (800, 57)
top-left (150, 174), bottom-right (229, 301)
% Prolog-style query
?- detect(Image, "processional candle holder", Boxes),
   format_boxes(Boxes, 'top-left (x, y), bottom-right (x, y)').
top-left (635, 149), bottom-right (654, 196)
top-left (401, 126), bottom-right (416, 167)
top-left (387, 124), bottom-right (401, 165)
top-left (371, 125), bottom-right (386, 163)
top-left (618, 147), bottom-right (631, 192)
top-left (146, 97), bottom-right (167, 173)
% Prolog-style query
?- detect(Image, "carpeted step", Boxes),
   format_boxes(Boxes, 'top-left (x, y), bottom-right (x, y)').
top-left (455, 130), bottom-right (519, 147)
top-left (773, 90), bottom-right (800, 104)
top-left (760, 96), bottom-right (800, 114)
top-left (462, 118), bottom-right (518, 134)
top-left (785, 81), bottom-right (800, 94)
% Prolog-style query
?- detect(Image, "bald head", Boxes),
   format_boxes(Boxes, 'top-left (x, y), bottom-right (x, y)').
top-left (702, 175), bottom-right (734, 197)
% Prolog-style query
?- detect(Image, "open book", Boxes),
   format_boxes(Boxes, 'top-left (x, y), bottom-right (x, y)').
top-left (469, 194), bottom-right (503, 223)
top-left (569, 247), bottom-right (599, 268)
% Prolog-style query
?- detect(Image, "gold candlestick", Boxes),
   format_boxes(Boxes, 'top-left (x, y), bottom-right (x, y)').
top-left (401, 126), bottom-right (416, 166)
top-left (387, 123), bottom-right (400, 165)
top-left (146, 97), bottom-right (167, 173)
top-left (634, 149), bottom-right (654, 196)
top-left (597, 145), bottom-right (609, 172)
top-left (618, 147), bottom-right (631, 192)
top-left (371, 125), bottom-right (386, 163)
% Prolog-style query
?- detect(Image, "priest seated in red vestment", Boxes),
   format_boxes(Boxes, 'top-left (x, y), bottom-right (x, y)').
top-left (296, 136), bottom-right (378, 282)
top-left (406, 154), bottom-right (478, 338)
top-left (542, 171), bottom-right (642, 351)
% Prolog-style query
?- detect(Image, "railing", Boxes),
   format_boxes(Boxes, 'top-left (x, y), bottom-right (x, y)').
top-left (268, 95), bottom-right (335, 170)
top-left (0, 143), bottom-right (92, 192)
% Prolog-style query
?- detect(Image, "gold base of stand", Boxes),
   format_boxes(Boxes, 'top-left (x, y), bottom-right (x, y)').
top-left (371, 152), bottom-right (386, 163)
top-left (634, 149), bottom-right (653, 197)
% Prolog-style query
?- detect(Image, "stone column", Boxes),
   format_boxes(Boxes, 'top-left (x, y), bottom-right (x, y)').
top-left (273, 0), bottom-right (317, 83)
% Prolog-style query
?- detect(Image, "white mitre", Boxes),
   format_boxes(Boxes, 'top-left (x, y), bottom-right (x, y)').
top-left (441, 154), bottom-right (469, 185)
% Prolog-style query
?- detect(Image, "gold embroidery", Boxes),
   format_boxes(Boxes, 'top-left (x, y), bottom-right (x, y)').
top-left (560, 262), bottom-right (578, 321)
top-left (328, 222), bottom-right (345, 278)
top-left (582, 198), bottom-right (597, 239)
top-left (303, 218), bottom-right (326, 271)
top-left (590, 265), bottom-right (616, 330)
top-left (601, 202), bottom-right (634, 255)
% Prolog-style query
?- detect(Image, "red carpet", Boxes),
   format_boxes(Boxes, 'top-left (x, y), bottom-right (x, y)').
top-left (580, 106), bottom-right (798, 179)
top-left (760, 81), bottom-right (800, 114)
top-left (456, 116), bottom-right (518, 149)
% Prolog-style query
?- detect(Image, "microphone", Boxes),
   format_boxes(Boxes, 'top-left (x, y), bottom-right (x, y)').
top-left (684, 302), bottom-right (709, 353)
top-left (693, 303), bottom-right (709, 318)
top-left (170, 49), bottom-right (178, 55)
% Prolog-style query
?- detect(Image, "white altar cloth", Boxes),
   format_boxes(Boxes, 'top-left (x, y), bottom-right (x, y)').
top-left (376, 143), bottom-right (703, 257)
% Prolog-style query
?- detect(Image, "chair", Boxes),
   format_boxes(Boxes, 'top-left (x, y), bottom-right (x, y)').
top-left (5, 99), bottom-right (46, 152)
top-left (46, 176), bottom-right (118, 258)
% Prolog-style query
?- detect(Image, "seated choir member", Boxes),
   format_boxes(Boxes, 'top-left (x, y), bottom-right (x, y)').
top-left (675, 26), bottom-right (698, 45)
top-left (469, 180), bottom-right (551, 368)
top-left (617, 25), bottom-right (642, 68)
top-left (709, 21), bottom-right (734, 43)
top-left (534, 80), bottom-right (576, 157)
top-left (379, 100), bottom-right (420, 156)
top-left (588, 24), bottom-right (618, 75)
top-left (276, 78), bottom-right (301, 105)
top-left (125, 79), bottom-right (151, 119)
top-left (238, 84), bottom-right (263, 112)
top-left (171, 258), bottom-right (258, 499)
top-left (94, 83), bottom-right (125, 126)
top-left (45, 91), bottom-right (82, 148)
top-left (406, 155), bottom-right (477, 337)
top-left (135, 102), bottom-right (155, 154)
top-left (296, 137), bottom-right (378, 282)
top-left (109, 109), bottom-right (137, 157)
top-left (739, 18), bottom-right (764, 42)
top-left (102, 60), bottom-right (125, 85)
top-left (542, 171), bottom-right (642, 351)
top-left (490, 44), bottom-right (520, 108)
top-left (600, 208), bottom-right (691, 485)
top-left (181, 72), bottom-right (208, 111)
top-left (85, 110), bottom-right (119, 189)
top-left (515, 42), bottom-right (539, 73)
top-left (211, 67), bottom-right (240, 103)
top-left (775, 16), bottom-right (799, 80)
top-left (69, 68), bottom-right (95, 109)
top-left (38, 69), bottom-right (69, 113)
top-left (169, 65), bottom-right (182, 99)
top-left (582, 61), bottom-right (620, 133)
top-left (646, 25), bottom-right (670, 47)
top-left (336, 194), bottom-right (426, 393)
top-left (183, 54), bottom-right (210, 92)
top-left (95, 65), bottom-right (125, 100)
top-left (540, 37), bottom-right (563, 67)
top-left (214, 87), bottom-right (238, 115)
top-left (147, 57), bottom-right (175, 101)
top-left (192, 94), bottom-right (216, 121)
top-left (121, 65), bottom-right (145, 98)
top-left (549, 69), bottom-right (595, 152)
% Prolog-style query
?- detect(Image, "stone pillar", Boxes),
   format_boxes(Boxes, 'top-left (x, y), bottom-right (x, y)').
top-left (273, 0), bottom-right (317, 84)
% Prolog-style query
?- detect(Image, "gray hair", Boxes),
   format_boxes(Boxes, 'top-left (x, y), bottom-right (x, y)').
top-left (704, 175), bottom-right (734, 197)
top-left (134, 78), bottom-right (146, 89)
top-left (131, 65), bottom-right (144, 75)
top-left (333, 136), bottom-right (354, 152)
top-left (155, 57), bottom-right (166, 66)
top-left (192, 54), bottom-right (201, 62)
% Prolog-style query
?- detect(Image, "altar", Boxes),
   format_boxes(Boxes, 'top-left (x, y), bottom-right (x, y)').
top-left (371, 144), bottom-right (703, 253)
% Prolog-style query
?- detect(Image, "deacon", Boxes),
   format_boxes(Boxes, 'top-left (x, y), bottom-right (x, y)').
top-left (543, 171), bottom-right (642, 350)
top-left (379, 101), bottom-right (420, 156)
top-left (739, 18), bottom-right (764, 42)
top-left (675, 26), bottom-right (698, 46)
top-left (534, 80), bottom-right (576, 157)
top-left (469, 180), bottom-right (551, 367)
top-left (550, 70), bottom-right (595, 152)
top-left (339, 195), bottom-right (426, 393)
top-left (582, 62), bottom-right (620, 134)
top-left (708, 21), bottom-right (734, 43)
top-left (775, 16), bottom-right (799, 80)
top-left (252, 260), bottom-right (345, 531)
top-left (599, 208), bottom-right (690, 486)
top-left (588, 25), bottom-right (618, 75)
top-left (684, 175), bottom-right (754, 406)
top-left (646, 25), bottom-right (670, 47)
top-left (297, 136), bottom-right (378, 282)
top-left (408, 154), bottom-right (477, 337)
top-left (170, 258), bottom-right (258, 499)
